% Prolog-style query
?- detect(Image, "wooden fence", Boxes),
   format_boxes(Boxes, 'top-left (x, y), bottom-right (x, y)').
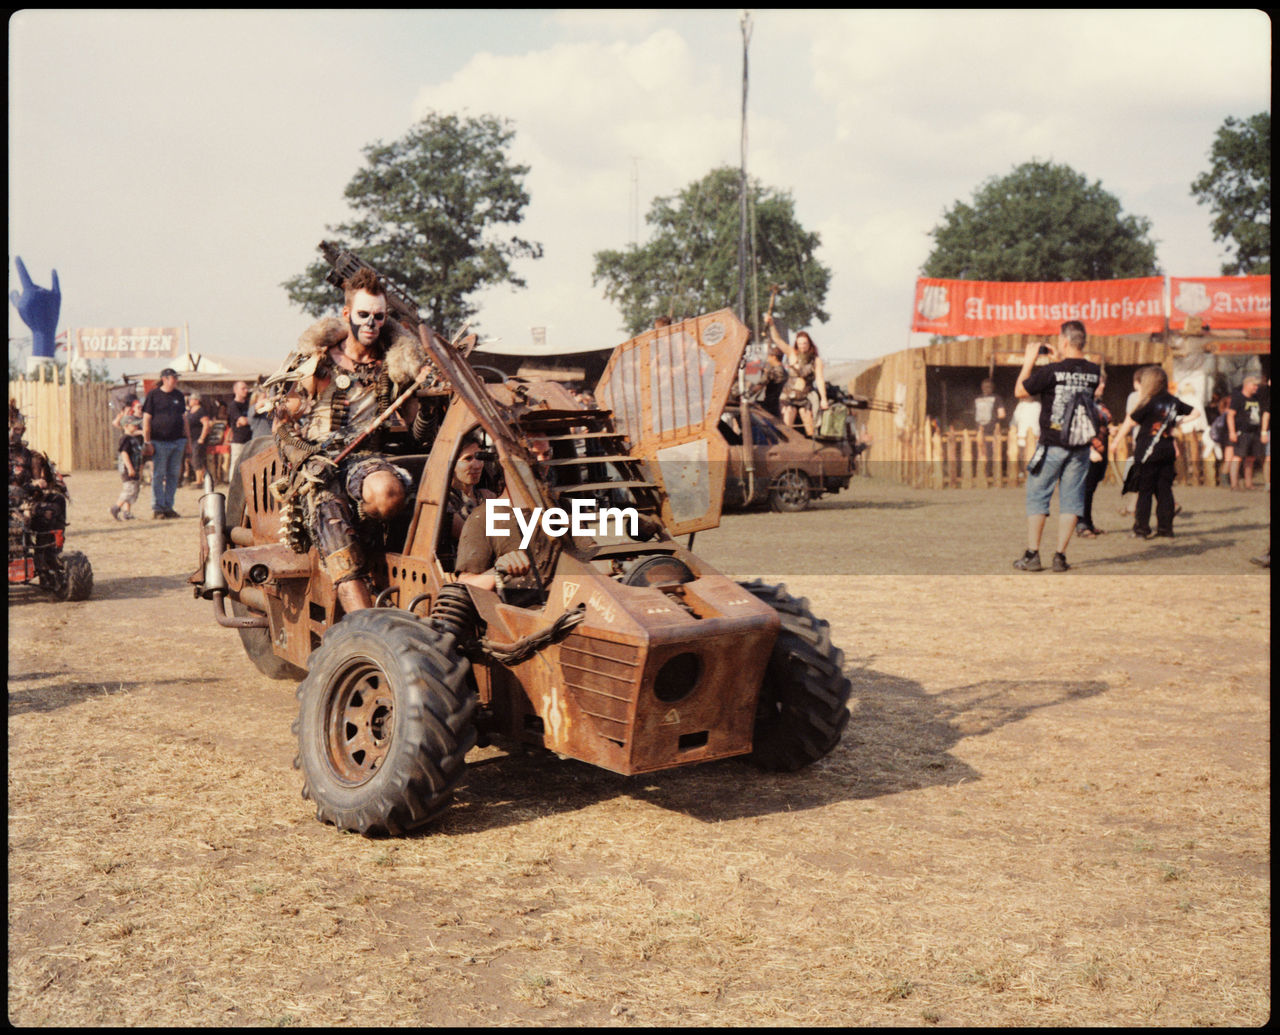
top-left (905, 424), bottom-right (1243, 490)
top-left (9, 368), bottom-right (115, 472)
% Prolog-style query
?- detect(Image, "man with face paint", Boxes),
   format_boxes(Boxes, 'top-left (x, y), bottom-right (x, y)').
top-left (264, 268), bottom-right (438, 613)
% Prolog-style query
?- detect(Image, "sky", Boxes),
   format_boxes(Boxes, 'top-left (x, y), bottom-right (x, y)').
top-left (8, 9), bottom-right (1272, 379)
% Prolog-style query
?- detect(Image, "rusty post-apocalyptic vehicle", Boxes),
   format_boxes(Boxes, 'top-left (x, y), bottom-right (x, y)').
top-left (191, 246), bottom-right (852, 836)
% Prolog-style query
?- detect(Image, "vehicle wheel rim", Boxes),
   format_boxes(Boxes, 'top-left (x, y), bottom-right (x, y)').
top-left (324, 660), bottom-right (395, 786)
top-left (777, 473), bottom-right (807, 505)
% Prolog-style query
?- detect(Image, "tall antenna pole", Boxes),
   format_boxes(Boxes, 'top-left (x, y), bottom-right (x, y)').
top-left (737, 10), bottom-right (752, 326)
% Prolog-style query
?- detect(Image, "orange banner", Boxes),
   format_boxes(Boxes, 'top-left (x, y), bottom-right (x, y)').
top-left (912, 277), bottom-right (1166, 336)
top-left (1170, 276), bottom-right (1270, 331)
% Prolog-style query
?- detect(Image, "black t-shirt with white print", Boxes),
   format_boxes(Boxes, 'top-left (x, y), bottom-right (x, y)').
top-left (1021, 358), bottom-right (1102, 449)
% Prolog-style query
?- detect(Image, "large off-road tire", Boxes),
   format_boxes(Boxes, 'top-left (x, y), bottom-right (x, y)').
top-left (225, 436), bottom-right (306, 681)
top-left (43, 550), bottom-right (93, 602)
top-left (769, 469), bottom-right (811, 512)
top-left (292, 609), bottom-right (477, 836)
top-left (738, 579), bottom-right (852, 771)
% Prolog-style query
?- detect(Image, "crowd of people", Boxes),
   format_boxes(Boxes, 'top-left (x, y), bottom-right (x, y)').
top-left (1008, 320), bottom-right (1269, 572)
top-left (108, 373), bottom-right (275, 521)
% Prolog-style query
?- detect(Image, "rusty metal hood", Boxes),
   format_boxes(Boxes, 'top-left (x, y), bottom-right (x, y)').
top-left (594, 310), bottom-right (750, 536)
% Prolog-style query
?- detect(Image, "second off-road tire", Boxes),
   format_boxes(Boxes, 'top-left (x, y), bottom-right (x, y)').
top-left (225, 436), bottom-right (306, 681)
top-left (293, 609), bottom-right (477, 836)
top-left (738, 579), bottom-right (852, 771)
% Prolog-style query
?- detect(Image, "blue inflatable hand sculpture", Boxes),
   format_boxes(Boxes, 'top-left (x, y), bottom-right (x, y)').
top-left (10, 257), bottom-right (62, 359)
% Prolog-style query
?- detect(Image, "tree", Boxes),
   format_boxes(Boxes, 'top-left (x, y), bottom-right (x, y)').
top-left (282, 112), bottom-right (542, 332)
top-left (922, 161), bottom-right (1159, 281)
top-left (592, 166), bottom-right (831, 337)
top-left (1191, 112), bottom-right (1270, 275)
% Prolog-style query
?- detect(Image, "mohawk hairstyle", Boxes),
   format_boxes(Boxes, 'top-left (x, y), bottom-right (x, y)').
top-left (342, 267), bottom-right (385, 307)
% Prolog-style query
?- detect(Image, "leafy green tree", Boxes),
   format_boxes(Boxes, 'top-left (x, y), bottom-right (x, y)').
top-left (592, 166), bottom-right (830, 337)
top-left (1191, 112), bottom-right (1270, 275)
top-left (282, 112), bottom-right (542, 332)
top-left (923, 161), bottom-right (1159, 281)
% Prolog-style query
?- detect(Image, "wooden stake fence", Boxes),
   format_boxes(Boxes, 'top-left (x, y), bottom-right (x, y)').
top-left (9, 368), bottom-right (115, 472)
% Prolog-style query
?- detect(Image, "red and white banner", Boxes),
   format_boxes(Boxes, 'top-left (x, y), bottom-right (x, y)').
top-left (1169, 275), bottom-right (1270, 331)
top-left (912, 277), bottom-right (1166, 336)
top-left (75, 326), bottom-right (182, 358)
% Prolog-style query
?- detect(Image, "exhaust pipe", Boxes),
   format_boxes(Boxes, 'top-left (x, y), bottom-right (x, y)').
top-left (199, 476), bottom-right (269, 629)
top-left (199, 484), bottom-right (229, 595)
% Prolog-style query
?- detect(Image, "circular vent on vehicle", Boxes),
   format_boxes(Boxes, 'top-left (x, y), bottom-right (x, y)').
top-left (653, 652), bottom-right (702, 703)
top-left (622, 555), bottom-right (695, 588)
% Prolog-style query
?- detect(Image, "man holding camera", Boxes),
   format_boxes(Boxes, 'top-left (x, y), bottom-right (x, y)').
top-left (1011, 320), bottom-right (1103, 572)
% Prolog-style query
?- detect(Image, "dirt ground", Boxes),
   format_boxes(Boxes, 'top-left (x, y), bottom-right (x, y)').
top-left (8, 469), bottom-right (1270, 1026)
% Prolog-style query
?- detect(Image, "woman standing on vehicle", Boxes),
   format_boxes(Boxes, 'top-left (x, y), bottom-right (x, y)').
top-left (764, 314), bottom-right (828, 437)
top-left (1111, 365), bottom-right (1198, 539)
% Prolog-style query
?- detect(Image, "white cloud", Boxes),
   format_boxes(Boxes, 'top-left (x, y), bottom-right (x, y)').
top-left (8, 10), bottom-right (1271, 373)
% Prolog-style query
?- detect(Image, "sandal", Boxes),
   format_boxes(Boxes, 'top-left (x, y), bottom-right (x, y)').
top-left (1077, 527), bottom-right (1101, 538)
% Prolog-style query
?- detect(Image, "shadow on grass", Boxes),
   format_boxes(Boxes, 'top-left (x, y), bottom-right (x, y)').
top-left (8, 678), bottom-right (143, 716)
top-left (9, 572), bottom-right (195, 605)
top-left (8, 674), bottom-right (220, 716)
top-left (82, 573), bottom-right (196, 601)
top-left (434, 666), bottom-right (1108, 835)
top-left (1067, 521), bottom-right (1271, 569)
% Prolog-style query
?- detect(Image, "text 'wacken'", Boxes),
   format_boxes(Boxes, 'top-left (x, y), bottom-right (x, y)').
top-left (484, 498), bottom-right (639, 549)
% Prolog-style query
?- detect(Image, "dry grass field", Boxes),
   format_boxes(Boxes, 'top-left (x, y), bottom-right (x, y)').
top-left (8, 470), bottom-right (1270, 1026)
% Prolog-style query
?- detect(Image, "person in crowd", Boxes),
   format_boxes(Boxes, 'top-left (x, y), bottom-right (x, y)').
top-left (758, 348), bottom-right (788, 418)
top-left (1011, 320), bottom-right (1102, 573)
top-left (247, 387), bottom-right (274, 439)
top-left (1111, 365), bottom-right (1199, 539)
top-left (1116, 368), bottom-right (1144, 516)
top-left (110, 416), bottom-right (145, 521)
top-left (1206, 394), bottom-right (1232, 486)
top-left (974, 377), bottom-right (1007, 479)
top-left (1226, 375), bottom-right (1267, 490)
top-left (226, 380), bottom-right (254, 479)
top-left (111, 395), bottom-right (142, 433)
top-left (184, 392), bottom-right (213, 487)
top-left (763, 314), bottom-right (828, 436)
top-left (1077, 386), bottom-right (1112, 539)
top-left (141, 367), bottom-right (187, 519)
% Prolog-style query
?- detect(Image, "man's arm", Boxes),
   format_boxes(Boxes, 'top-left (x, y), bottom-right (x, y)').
top-left (1014, 340), bottom-right (1045, 400)
top-left (762, 314), bottom-right (789, 353)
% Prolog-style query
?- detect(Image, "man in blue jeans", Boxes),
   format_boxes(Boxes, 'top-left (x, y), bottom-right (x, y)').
top-left (141, 367), bottom-right (187, 519)
top-left (1011, 320), bottom-right (1103, 572)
